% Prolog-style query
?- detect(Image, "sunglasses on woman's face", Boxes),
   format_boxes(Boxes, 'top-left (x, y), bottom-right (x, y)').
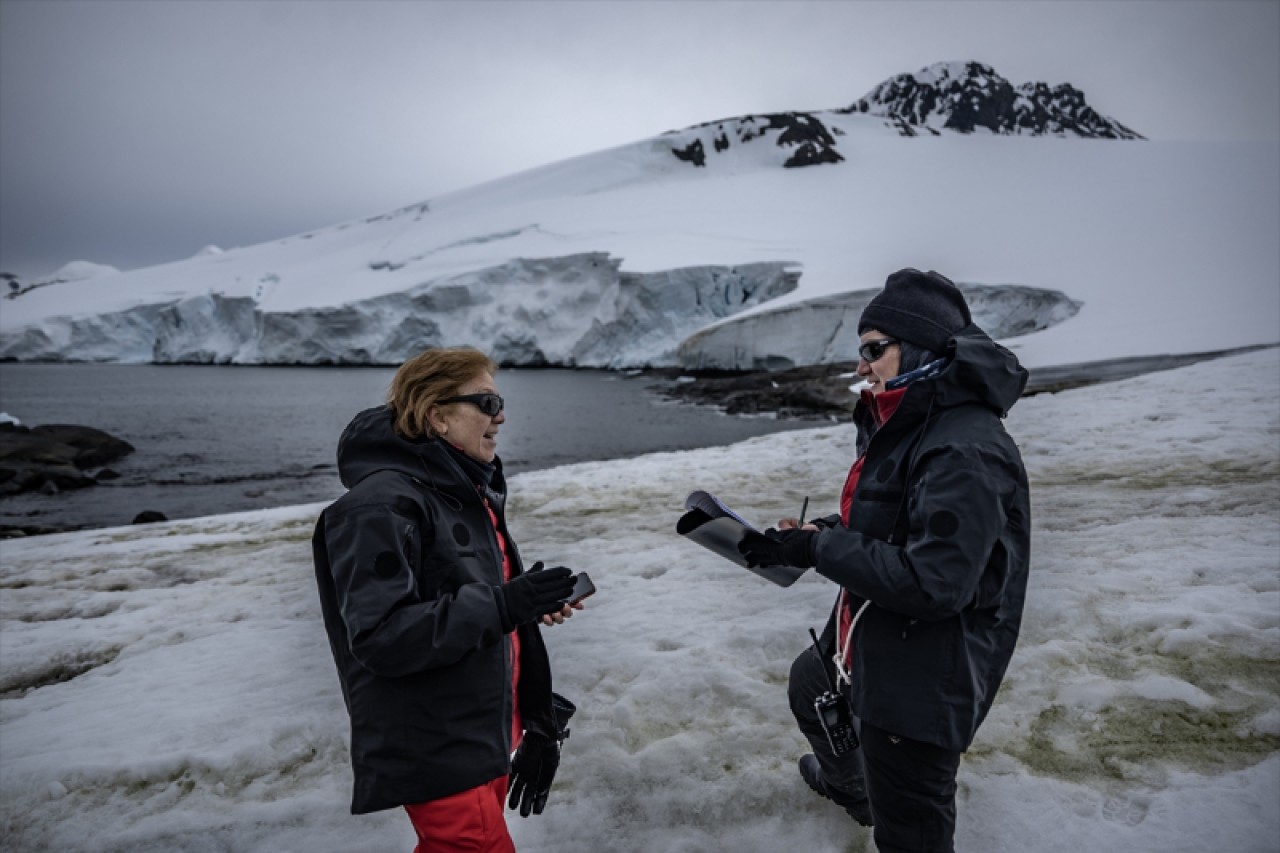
top-left (858, 338), bottom-right (899, 364)
top-left (438, 393), bottom-right (505, 416)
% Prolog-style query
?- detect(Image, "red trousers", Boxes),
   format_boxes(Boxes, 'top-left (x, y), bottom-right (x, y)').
top-left (404, 776), bottom-right (515, 853)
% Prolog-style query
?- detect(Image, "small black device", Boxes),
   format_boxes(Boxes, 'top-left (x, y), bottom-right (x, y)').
top-left (568, 572), bottom-right (596, 606)
top-left (809, 628), bottom-right (858, 755)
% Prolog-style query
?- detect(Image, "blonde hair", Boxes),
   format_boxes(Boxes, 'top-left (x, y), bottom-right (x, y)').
top-left (387, 347), bottom-right (498, 440)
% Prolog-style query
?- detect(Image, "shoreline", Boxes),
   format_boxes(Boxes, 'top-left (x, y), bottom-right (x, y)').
top-left (2, 345), bottom-right (1272, 540)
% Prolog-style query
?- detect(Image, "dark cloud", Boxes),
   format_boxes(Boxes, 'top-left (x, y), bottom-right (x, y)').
top-left (1, 0), bottom-right (1276, 278)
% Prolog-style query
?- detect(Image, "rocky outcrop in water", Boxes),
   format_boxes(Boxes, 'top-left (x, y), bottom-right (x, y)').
top-left (0, 423), bottom-right (135, 498)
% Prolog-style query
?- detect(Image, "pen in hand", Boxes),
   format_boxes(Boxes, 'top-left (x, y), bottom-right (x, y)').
top-left (799, 496), bottom-right (809, 527)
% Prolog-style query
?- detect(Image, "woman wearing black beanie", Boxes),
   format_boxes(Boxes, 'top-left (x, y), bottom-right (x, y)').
top-left (740, 269), bottom-right (1032, 853)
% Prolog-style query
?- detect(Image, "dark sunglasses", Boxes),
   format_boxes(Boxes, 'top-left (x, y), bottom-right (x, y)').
top-left (437, 393), bottom-right (505, 416)
top-left (858, 338), bottom-right (899, 363)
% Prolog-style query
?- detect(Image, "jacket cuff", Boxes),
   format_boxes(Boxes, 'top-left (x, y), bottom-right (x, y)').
top-left (803, 530), bottom-right (821, 567)
top-left (551, 692), bottom-right (576, 737)
top-left (494, 585), bottom-right (516, 633)
top-left (811, 529), bottom-right (835, 576)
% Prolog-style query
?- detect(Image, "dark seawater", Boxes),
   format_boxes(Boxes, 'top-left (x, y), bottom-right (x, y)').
top-left (0, 364), bottom-right (817, 533)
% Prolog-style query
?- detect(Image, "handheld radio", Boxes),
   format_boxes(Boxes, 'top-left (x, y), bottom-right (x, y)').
top-left (809, 628), bottom-right (859, 755)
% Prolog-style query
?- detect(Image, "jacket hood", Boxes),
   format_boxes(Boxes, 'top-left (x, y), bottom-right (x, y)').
top-left (336, 405), bottom-right (427, 489)
top-left (931, 324), bottom-right (1028, 416)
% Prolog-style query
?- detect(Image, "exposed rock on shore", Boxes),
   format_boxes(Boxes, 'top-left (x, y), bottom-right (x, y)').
top-left (652, 346), bottom-right (1277, 419)
top-left (650, 362), bottom-right (861, 419)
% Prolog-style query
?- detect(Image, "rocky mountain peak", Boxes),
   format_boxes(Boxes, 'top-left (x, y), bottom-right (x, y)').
top-left (841, 60), bottom-right (1143, 139)
top-left (661, 61), bottom-right (1140, 173)
top-left (666, 112), bottom-right (844, 170)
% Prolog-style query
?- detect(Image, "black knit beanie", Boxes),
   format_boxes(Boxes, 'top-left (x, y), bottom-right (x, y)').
top-left (857, 268), bottom-right (971, 354)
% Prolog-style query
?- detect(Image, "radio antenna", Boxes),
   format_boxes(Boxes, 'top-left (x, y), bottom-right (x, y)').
top-left (809, 628), bottom-right (840, 694)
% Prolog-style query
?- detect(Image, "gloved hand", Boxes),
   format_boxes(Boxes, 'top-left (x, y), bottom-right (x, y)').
top-left (508, 692), bottom-right (576, 817)
top-left (502, 562), bottom-right (575, 629)
top-left (737, 528), bottom-right (818, 569)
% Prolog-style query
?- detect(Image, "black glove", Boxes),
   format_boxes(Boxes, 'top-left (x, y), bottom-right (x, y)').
top-left (501, 562), bottom-right (575, 629)
top-left (737, 528), bottom-right (818, 569)
top-left (508, 692), bottom-right (576, 817)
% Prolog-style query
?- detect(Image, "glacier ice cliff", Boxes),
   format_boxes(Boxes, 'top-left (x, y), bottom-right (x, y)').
top-left (0, 254), bottom-right (799, 369)
top-left (677, 284), bottom-right (1083, 371)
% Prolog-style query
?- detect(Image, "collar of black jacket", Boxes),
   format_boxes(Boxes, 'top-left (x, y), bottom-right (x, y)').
top-left (439, 438), bottom-right (497, 489)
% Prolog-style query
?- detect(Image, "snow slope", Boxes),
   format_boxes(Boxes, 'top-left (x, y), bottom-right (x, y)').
top-left (1, 349), bottom-right (1276, 852)
top-left (3, 62), bottom-right (1275, 369)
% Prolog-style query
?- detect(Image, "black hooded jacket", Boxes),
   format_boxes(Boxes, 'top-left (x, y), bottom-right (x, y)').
top-left (813, 324), bottom-right (1031, 752)
top-left (311, 405), bottom-right (557, 814)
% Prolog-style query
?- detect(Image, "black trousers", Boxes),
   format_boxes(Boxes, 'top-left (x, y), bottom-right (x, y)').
top-left (789, 647), bottom-right (962, 853)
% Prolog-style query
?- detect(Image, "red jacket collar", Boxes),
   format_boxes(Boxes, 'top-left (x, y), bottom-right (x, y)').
top-left (859, 385), bottom-right (909, 426)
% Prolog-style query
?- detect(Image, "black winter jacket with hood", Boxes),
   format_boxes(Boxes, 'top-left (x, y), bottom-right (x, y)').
top-left (312, 405), bottom-right (557, 814)
top-left (813, 324), bottom-right (1031, 752)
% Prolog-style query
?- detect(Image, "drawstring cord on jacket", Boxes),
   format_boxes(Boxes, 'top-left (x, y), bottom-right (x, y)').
top-left (834, 593), bottom-right (872, 688)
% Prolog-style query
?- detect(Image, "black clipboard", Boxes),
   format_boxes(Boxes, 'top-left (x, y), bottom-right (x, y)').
top-left (676, 491), bottom-right (806, 588)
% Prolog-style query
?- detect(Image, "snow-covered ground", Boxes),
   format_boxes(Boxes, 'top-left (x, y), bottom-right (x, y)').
top-left (1, 348), bottom-right (1276, 852)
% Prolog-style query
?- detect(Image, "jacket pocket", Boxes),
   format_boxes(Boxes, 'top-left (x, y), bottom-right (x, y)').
top-left (852, 488), bottom-right (904, 541)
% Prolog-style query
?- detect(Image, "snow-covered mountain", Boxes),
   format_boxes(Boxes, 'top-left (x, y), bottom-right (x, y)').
top-left (655, 61), bottom-right (1139, 171)
top-left (2, 260), bottom-right (120, 302)
top-left (2, 61), bottom-right (1276, 370)
top-left (843, 60), bottom-right (1144, 138)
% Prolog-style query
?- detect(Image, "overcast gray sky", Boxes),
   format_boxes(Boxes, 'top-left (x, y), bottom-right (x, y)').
top-left (1, 0), bottom-right (1277, 279)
